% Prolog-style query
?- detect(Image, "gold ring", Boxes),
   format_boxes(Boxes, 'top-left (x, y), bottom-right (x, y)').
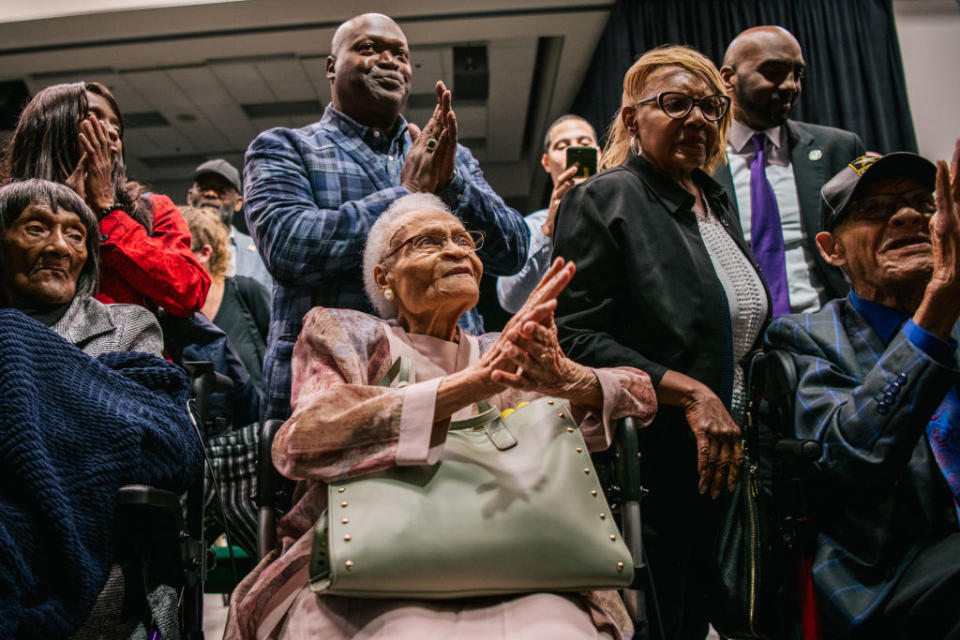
top-left (425, 138), bottom-right (438, 152)
top-left (538, 351), bottom-right (550, 361)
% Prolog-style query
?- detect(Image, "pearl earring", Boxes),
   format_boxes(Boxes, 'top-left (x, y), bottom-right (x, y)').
top-left (383, 288), bottom-right (394, 301)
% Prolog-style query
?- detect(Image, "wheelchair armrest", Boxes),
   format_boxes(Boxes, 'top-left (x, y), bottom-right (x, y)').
top-left (257, 419), bottom-right (288, 559)
top-left (615, 416), bottom-right (643, 503)
top-left (256, 419), bottom-right (286, 508)
top-left (613, 416), bottom-right (651, 592)
top-left (759, 350), bottom-right (799, 439)
top-left (115, 484), bottom-right (204, 586)
top-left (117, 484), bottom-right (185, 530)
top-left (182, 360), bottom-right (233, 426)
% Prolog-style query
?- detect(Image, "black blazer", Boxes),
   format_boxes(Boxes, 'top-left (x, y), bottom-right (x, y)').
top-left (712, 119), bottom-right (865, 305)
top-left (553, 152), bottom-right (771, 410)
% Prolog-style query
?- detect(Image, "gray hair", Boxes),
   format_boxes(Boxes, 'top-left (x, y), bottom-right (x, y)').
top-left (0, 179), bottom-right (100, 302)
top-left (363, 192), bottom-right (453, 318)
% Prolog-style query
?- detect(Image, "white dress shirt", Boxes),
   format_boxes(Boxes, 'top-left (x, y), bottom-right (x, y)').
top-left (727, 119), bottom-right (825, 313)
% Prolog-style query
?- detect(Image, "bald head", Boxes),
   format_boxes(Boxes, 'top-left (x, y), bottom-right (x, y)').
top-left (720, 26), bottom-right (805, 130)
top-left (723, 26), bottom-right (800, 69)
top-left (331, 13), bottom-right (398, 56)
top-left (326, 13), bottom-right (412, 131)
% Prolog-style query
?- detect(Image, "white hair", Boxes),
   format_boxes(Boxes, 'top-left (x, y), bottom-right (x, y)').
top-left (362, 192), bottom-right (454, 318)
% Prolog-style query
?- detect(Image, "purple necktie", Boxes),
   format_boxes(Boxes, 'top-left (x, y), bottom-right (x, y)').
top-left (749, 133), bottom-right (791, 317)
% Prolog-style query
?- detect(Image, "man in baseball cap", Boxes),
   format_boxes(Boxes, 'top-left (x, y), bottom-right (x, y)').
top-left (764, 140), bottom-right (960, 638)
top-left (188, 158), bottom-right (243, 226)
top-left (187, 158), bottom-right (272, 290)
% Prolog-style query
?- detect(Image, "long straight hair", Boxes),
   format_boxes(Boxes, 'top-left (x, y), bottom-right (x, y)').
top-left (600, 45), bottom-right (730, 173)
top-left (1, 81), bottom-right (152, 230)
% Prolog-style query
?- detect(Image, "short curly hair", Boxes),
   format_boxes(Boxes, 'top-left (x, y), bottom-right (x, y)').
top-left (362, 193), bottom-right (453, 318)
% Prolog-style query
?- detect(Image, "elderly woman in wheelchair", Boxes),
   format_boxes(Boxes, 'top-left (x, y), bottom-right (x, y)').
top-left (0, 179), bottom-right (203, 638)
top-left (225, 193), bottom-right (658, 639)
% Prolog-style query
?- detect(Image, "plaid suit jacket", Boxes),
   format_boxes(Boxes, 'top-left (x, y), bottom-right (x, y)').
top-left (765, 294), bottom-right (960, 634)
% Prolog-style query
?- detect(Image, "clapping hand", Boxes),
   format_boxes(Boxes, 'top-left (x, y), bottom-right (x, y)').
top-left (401, 81), bottom-right (458, 193)
top-left (930, 139), bottom-right (960, 294)
top-left (915, 137), bottom-right (960, 339)
top-left (487, 259), bottom-right (602, 407)
top-left (469, 258), bottom-right (573, 391)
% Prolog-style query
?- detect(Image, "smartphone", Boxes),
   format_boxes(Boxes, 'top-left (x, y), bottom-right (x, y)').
top-left (565, 146), bottom-right (599, 179)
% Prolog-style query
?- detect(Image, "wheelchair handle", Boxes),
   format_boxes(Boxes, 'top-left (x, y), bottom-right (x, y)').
top-left (774, 438), bottom-right (822, 463)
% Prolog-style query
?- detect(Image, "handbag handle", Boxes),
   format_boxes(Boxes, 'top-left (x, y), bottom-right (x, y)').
top-left (376, 356), bottom-right (412, 388)
top-left (376, 357), bottom-right (517, 450)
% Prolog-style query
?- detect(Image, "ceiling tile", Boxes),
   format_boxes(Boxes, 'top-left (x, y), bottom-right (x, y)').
top-left (209, 61), bottom-right (275, 104)
top-left (298, 56), bottom-right (332, 105)
top-left (257, 58), bottom-right (316, 102)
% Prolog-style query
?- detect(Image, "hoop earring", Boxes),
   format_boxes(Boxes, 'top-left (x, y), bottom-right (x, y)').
top-left (383, 288), bottom-right (394, 301)
top-left (629, 135), bottom-right (641, 154)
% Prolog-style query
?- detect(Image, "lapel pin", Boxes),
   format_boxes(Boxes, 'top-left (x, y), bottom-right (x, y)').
top-left (809, 149), bottom-right (823, 161)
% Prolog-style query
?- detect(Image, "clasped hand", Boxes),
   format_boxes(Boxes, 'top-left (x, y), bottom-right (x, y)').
top-left (401, 81), bottom-right (458, 194)
top-left (473, 258), bottom-right (597, 400)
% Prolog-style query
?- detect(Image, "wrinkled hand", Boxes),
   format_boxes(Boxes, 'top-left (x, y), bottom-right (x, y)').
top-left (491, 315), bottom-right (598, 403)
top-left (470, 258), bottom-right (575, 392)
top-left (542, 164), bottom-right (580, 238)
top-left (915, 137), bottom-right (960, 339)
top-left (78, 116), bottom-right (115, 211)
top-left (400, 82), bottom-right (457, 193)
top-left (930, 139), bottom-right (960, 291)
top-left (488, 259), bottom-right (597, 400)
top-left (683, 386), bottom-right (742, 499)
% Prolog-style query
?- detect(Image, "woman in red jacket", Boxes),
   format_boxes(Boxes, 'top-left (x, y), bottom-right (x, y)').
top-left (2, 81), bottom-right (209, 316)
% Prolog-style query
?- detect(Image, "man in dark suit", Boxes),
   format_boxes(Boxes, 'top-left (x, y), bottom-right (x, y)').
top-left (765, 143), bottom-right (960, 639)
top-left (716, 26), bottom-right (865, 315)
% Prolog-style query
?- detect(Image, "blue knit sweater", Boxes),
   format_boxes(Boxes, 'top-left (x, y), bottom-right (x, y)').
top-left (0, 309), bottom-right (203, 639)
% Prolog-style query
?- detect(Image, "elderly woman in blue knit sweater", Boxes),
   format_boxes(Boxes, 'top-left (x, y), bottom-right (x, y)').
top-left (0, 179), bottom-right (202, 638)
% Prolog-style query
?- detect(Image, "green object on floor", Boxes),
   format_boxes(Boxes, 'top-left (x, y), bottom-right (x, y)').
top-left (205, 545), bottom-right (254, 593)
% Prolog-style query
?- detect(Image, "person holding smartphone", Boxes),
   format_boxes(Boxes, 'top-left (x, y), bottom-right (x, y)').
top-left (496, 115), bottom-right (600, 312)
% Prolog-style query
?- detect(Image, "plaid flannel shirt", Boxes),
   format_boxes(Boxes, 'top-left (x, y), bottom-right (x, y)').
top-left (244, 105), bottom-right (529, 421)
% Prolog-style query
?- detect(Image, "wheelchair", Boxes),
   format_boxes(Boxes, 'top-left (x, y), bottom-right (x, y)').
top-left (88, 361), bottom-right (234, 640)
top-left (736, 349), bottom-right (823, 640)
top-left (255, 414), bottom-right (659, 640)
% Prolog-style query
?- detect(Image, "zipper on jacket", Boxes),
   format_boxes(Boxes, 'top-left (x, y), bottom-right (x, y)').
top-left (747, 462), bottom-right (760, 636)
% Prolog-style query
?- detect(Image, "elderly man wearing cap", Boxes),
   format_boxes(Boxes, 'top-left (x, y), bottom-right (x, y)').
top-left (187, 159), bottom-right (272, 291)
top-left (765, 139), bottom-right (960, 639)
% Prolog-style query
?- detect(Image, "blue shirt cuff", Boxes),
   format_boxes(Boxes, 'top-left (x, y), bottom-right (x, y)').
top-left (903, 319), bottom-right (957, 366)
top-left (437, 170), bottom-right (466, 210)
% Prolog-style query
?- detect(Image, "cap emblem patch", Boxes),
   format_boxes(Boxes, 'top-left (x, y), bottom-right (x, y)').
top-left (848, 155), bottom-right (878, 176)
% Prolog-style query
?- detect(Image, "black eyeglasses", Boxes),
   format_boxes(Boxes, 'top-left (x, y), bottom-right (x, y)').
top-left (636, 92), bottom-right (731, 122)
top-left (848, 192), bottom-right (936, 223)
top-left (386, 230), bottom-right (485, 258)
